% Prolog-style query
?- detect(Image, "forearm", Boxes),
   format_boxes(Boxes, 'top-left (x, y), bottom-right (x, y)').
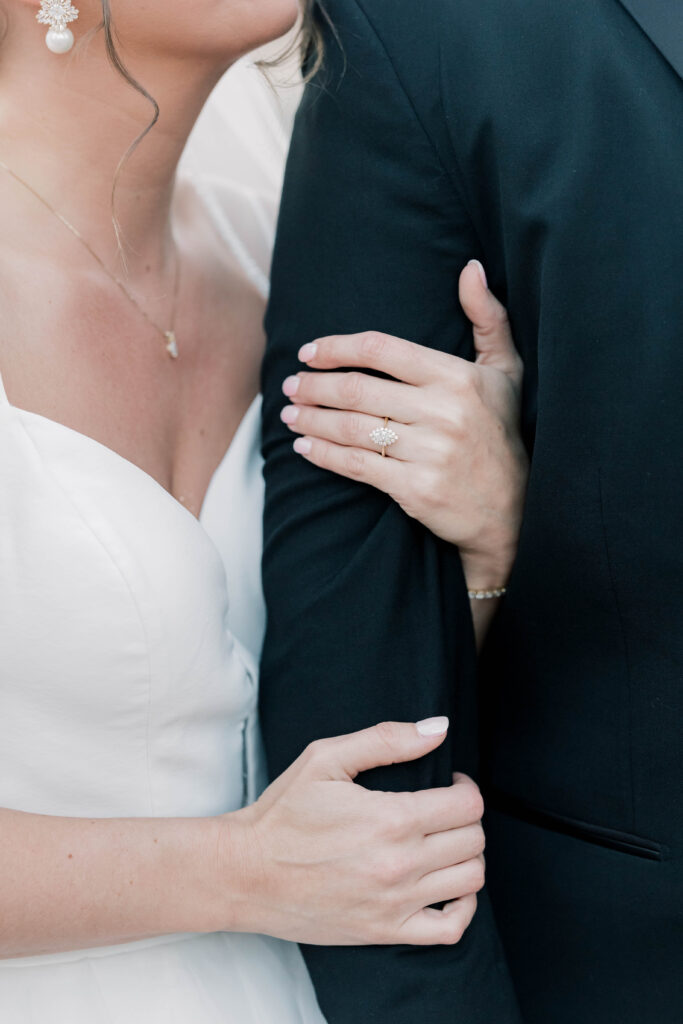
top-left (0, 807), bottom-right (250, 959)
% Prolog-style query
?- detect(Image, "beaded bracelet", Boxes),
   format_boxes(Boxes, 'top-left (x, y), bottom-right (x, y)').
top-left (467, 587), bottom-right (507, 601)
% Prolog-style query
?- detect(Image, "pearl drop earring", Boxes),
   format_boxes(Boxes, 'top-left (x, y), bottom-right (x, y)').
top-left (37, 0), bottom-right (79, 54)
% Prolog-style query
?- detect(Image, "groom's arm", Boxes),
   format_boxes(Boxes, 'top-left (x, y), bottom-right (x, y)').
top-left (260, 2), bottom-right (521, 1021)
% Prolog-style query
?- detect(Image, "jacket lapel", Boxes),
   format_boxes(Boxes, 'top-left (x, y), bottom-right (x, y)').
top-left (617, 0), bottom-right (683, 83)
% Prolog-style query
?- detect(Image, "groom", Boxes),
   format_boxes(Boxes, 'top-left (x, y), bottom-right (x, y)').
top-left (260, 1), bottom-right (683, 1022)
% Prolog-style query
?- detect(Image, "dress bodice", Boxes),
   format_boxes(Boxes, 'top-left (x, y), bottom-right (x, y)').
top-left (0, 381), bottom-right (266, 823)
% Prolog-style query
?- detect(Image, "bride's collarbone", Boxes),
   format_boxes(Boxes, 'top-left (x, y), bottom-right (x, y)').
top-left (0, 263), bottom-right (261, 518)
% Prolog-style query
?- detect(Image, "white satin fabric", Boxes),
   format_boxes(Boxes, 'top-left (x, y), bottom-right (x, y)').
top-left (0, 57), bottom-right (324, 1023)
top-left (182, 50), bottom-right (302, 196)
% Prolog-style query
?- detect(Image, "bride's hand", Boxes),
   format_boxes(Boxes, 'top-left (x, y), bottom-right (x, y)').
top-left (227, 719), bottom-right (485, 946)
top-left (281, 260), bottom-right (528, 592)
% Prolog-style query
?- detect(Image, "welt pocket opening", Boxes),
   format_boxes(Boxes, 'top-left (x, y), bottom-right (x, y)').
top-left (486, 789), bottom-right (665, 862)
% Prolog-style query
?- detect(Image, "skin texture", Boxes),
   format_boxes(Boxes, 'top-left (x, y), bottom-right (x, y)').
top-left (282, 262), bottom-right (529, 646)
top-left (0, 0), bottom-right (298, 516)
top-left (0, 0), bottom-right (488, 958)
top-left (0, 723), bottom-right (487, 957)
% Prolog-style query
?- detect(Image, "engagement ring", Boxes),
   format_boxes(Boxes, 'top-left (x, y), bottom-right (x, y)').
top-left (369, 417), bottom-right (399, 457)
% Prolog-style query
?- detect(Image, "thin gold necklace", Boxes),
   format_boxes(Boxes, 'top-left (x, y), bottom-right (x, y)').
top-left (0, 158), bottom-right (181, 360)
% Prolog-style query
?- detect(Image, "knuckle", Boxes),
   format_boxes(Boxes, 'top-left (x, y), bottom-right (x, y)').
top-left (459, 783), bottom-right (485, 822)
top-left (479, 305), bottom-right (509, 337)
top-left (415, 467), bottom-right (445, 510)
top-left (302, 738), bottom-right (326, 768)
top-left (443, 898), bottom-right (477, 944)
top-left (381, 850), bottom-right (411, 886)
top-left (375, 720), bottom-right (402, 751)
top-left (449, 361), bottom-right (475, 392)
top-left (429, 432), bottom-right (458, 468)
top-left (359, 331), bottom-right (387, 361)
top-left (339, 412), bottom-right (362, 444)
top-left (342, 447), bottom-right (367, 479)
top-left (473, 824), bottom-right (487, 856)
top-left (294, 407), bottom-right (312, 431)
top-left (444, 409), bottom-right (468, 440)
top-left (379, 801), bottom-right (411, 841)
top-left (466, 858), bottom-right (486, 893)
top-left (493, 303), bottom-right (510, 328)
top-left (341, 372), bottom-right (365, 408)
top-left (443, 917), bottom-right (467, 945)
top-left (319, 442), bottom-right (338, 470)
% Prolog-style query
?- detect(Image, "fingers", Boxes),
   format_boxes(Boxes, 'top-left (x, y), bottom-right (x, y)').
top-left (297, 331), bottom-right (454, 387)
top-left (421, 822), bottom-right (486, 875)
top-left (282, 370), bottom-right (419, 423)
top-left (291, 435), bottom-right (404, 493)
top-left (412, 774), bottom-right (485, 835)
top-left (418, 855), bottom-right (486, 909)
top-left (400, 893), bottom-right (478, 946)
top-left (307, 718), bottom-right (450, 781)
top-left (281, 404), bottom-right (414, 461)
top-left (458, 261), bottom-right (523, 385)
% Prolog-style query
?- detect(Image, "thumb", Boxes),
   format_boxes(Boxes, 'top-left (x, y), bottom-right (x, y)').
top-left (458, 260), bottom-right (523, 386)
top-left (327, 718), bottom-right (450, 781)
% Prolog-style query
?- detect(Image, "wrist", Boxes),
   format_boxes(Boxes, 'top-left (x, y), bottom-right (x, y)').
top-left (459, 447), bottom-right (528, 591)
top-left (205, 802), bottom-right (264, 937)
top-left (459, 541), bottom-right (516, 593)
top-left (189, 808), bottom-right (261, 935)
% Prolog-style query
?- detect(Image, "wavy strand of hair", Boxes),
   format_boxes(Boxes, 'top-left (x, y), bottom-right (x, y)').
top-left (98, 0), bottom-right (160, 269)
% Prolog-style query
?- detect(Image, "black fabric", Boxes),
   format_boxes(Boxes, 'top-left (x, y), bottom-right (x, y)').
top-left (618, 0), bottom-right (683, 82)
top-left (260, 1), bottom-right (683, 1021)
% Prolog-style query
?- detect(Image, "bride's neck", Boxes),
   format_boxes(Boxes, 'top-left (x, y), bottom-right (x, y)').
top-left (0, 26), bottom-right (227, 277)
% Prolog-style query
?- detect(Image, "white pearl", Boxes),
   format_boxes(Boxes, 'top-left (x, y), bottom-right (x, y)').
top-left (45, 28), bottom-right (74, 54)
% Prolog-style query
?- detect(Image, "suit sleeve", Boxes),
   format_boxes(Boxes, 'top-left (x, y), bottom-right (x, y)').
top-left (259, 2), bottom-right (522, 1021)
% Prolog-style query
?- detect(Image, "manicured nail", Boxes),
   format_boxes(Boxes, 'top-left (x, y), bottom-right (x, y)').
top-left (280, 405), bottom-right (300, 424)
top-left (468, 259), bottom-right (488, 290)
top-left (416, 716), bottom-right (449, 737)
top-left (298, 342), bottom-right (318, 362)
top-left (282, 375), bottom-right (300, 397)
top-left (293, 437), bottom-right (312, 455)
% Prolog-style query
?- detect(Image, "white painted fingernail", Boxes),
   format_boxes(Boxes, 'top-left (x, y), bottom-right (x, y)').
top-left (293, 437), bottom-right (312, 455)
top-left (467, 259), bottom-right (488, 290)
top-left (281, 405), bottom-right (300, 424)
top-left (416, 716), bottom-right (449, 737)
top-left (298, 342), bottom-right (318, 362)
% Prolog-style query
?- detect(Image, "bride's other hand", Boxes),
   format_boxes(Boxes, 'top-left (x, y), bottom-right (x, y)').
top-left (1, 722), bottom-right (484, 957)
top-left (229, 719), bottom-right (485, 947)
top-left (281, 260), bottom-right (528, 595)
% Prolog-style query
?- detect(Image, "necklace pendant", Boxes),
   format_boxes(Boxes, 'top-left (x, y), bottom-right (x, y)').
top-left (165, 331), bottom-right (179, 360)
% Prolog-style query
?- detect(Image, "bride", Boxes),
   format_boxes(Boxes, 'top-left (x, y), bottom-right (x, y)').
top-left (0, 1), bottom-right (528, 1021)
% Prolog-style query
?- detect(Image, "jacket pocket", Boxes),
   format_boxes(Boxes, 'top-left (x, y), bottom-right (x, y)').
top-left (487, 789), bottom-right (665, 861)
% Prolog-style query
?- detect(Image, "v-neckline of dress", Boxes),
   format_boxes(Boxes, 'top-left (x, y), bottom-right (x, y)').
top-left (7, 392), bottom-right (259, 543)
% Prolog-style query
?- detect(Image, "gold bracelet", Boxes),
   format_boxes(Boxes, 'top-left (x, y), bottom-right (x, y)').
top-left (467, 587), bottom-right (507, 601)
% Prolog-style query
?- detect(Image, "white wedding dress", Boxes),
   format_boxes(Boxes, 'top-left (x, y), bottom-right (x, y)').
top-left (0, 59), bottom-right (325, 1023)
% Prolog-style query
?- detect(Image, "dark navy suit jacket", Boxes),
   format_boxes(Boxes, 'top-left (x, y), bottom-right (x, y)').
top-left (260, 3), bottom-right (683, 1021)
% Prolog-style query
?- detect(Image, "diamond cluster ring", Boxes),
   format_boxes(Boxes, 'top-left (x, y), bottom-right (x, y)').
top-left (369, 417), bottom-right (399, 457)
